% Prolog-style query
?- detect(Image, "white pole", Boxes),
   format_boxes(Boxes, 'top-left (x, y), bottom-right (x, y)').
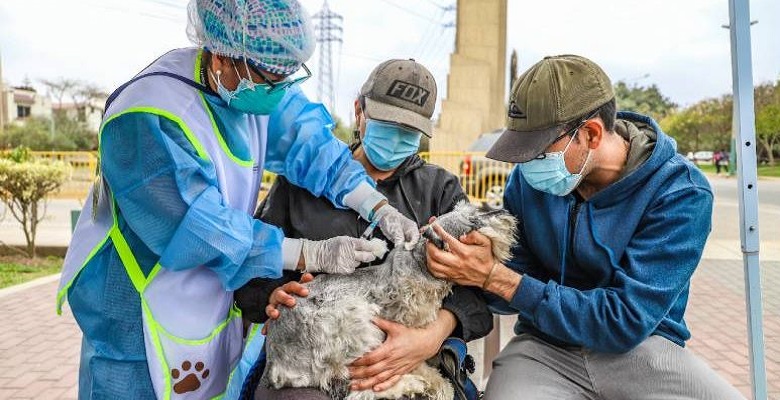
top-left (727, 0), bottom-right (767, 398)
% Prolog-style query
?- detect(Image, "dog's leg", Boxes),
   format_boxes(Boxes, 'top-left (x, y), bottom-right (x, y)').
top-left (372, 364), bottom-right (454, 400)
top-left (345, 390), bottom-right (378, 400)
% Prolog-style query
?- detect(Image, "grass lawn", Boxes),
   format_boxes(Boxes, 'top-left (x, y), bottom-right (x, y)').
top-left (696, 163), bottom-right (780, 177)
top-left (758, 164), bottom-right (780, 177)
top-left (0, 256), bottom-right (63, 289)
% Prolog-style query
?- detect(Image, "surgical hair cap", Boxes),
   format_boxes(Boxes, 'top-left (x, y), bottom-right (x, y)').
top-left (187, 0), bottom-right (315, 76)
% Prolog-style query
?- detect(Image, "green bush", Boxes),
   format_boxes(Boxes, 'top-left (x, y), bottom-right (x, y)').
top-left (0, 116), bottom-right (97, 151)
top-left (0, 151), bottom-right (71, 257)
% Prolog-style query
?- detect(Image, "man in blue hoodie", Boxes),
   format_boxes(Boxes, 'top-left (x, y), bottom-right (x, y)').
top-left (426, 55), bottom-right (743, 399)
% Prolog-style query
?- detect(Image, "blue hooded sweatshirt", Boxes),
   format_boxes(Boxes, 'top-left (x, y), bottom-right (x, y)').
top-left (487, 111), bottom-right (713, 353)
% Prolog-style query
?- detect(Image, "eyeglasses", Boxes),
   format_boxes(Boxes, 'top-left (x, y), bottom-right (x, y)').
top-left (533, 111), bottom-right (599, 160)
top-left (246, 62), bottom-right (312, 94)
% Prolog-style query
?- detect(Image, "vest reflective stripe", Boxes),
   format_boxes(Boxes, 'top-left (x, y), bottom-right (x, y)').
top-left (57, 48), bottom-right (267, 399)
top-left (55, 181), bottom-right (113, 314)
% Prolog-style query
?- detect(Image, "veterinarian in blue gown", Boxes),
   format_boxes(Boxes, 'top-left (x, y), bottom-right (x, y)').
top-left (426, 55), bottom-right (743, 399)
top-left (55, 1), bottom-right (420, 399)
top-left (235, 59), bottom-right (493, 398)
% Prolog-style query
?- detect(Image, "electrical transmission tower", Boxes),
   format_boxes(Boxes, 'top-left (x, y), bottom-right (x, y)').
top-left (312, 1), bottom-right (343, 113)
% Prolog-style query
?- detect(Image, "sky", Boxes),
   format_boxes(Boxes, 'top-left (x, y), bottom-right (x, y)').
top-left (1, 0), bottom-right (778, 124)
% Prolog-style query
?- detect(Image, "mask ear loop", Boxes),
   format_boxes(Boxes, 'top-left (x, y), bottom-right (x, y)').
top-left (210, 69), bottom-right (236, 105)
top-left (239, 58), bottom-right (259, 90)
top-left (577, 146), bottom-right (593, 176)
top-left (568, 127), bottom-right (592, 176)
top-left (561, 128), bottom-right (579, 154)
top-left (236, 0), bottom-right (256, 90)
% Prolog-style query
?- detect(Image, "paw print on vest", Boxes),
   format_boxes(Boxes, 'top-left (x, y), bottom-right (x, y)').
top-left (171, 360), bottom-right (210, 394)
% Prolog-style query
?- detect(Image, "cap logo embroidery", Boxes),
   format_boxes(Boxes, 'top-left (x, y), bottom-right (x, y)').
top-left (508, 101), bottom-right (526, 119)
top-left (386, 80), bottom-right (430, 107)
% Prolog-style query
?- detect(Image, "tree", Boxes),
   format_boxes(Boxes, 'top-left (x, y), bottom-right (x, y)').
top-left (660, 95), bottom-right (731, 154)
top-left (0, 147), bottom-right (71, 257)
top-left (70, 83), bottom-right (109, 123)
top-left (691, 96), bottom-right (732, 151)
top-left (756, 102), bottom-right (780, 166)
top-left (39, 78), bottom-right (79, 110)
top-left (754, 81), bottom-right (780, 165)
top-left (331, 116), bottom-right (355, 144)
top-left (0, 116), bottom-right (96, 151)
top-left (614, 81), bottom-right (677, 121)
top-left (660, 108), bottom-right (703, 153)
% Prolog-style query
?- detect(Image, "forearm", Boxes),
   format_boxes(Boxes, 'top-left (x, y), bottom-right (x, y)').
top-left (430, 309), bottom-right (457, 344)
top-left (169, 194), bottom-right (285, 289)
top-left (484, 262), bottom-right (523, 302)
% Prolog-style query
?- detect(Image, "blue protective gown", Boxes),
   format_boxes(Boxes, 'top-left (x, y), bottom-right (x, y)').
top-left (68, 86), bottom-right (373, 399)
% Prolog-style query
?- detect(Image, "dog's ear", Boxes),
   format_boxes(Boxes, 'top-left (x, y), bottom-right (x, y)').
top-left (476, 210), bottom-right (518, 263)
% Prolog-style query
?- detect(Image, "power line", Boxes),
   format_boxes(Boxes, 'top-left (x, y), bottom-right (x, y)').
top-left (141, 0), bottom-right (187, 10)
top-left (88, 2), bottom-right (181, 22)
top-left (341, 52), bottom-right (385, 63)
top-left (414, 5), bottom-right (455, 64)
top-left (419, 22), bottom-right (455, 70)
top-left (413, 9), bottom-right (445, 59)
top-left (422, 0), bottom-right (444, 9)
top-left (376, 0), bottom-right (440, 24)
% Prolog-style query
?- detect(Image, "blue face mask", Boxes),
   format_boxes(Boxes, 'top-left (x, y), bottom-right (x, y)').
top-left (212, 63), bottom-right (286, 115)
top-left (519, 132), bottom-right (591, 196)
top-left (362, 119), bottom-right (422, 171)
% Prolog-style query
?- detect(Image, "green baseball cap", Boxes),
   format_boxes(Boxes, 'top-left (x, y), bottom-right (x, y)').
top-left (486, 54), bottom-right (615, 163)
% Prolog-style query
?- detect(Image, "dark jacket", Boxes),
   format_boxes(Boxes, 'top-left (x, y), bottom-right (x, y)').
top-left (236, 147), bottom-right (494, 341)
top-left (486, 111), bottom-right (713, 353)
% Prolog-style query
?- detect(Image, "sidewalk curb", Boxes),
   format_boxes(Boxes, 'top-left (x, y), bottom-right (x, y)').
top-left (702, 172), bottom-right (780, 181)
top-left (0, 273), bottom-right (61, 299)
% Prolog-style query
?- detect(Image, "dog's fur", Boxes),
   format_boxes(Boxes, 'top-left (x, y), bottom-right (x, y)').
top-left (264, 202), bottom-right (518, 399)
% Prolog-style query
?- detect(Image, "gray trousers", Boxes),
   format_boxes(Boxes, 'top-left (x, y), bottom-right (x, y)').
top-left (485, 334), bottom-right (745, 400)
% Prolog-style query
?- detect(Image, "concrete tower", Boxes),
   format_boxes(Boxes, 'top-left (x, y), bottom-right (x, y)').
top-left (431, 0), bottom-right (507, 151)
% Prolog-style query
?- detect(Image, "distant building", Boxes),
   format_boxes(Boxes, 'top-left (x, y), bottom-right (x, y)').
top-left (0, 51), bottom-right (104, 133)
top-left (52, 99), bottom-right (105, 132)
top-left (2, 49), bottom-right (53, 127)
top-left (1, 85), bottom-right (53, 125)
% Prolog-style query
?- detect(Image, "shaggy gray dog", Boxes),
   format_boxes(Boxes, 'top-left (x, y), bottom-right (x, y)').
top-left (264, 202), bottom-right (517, 400)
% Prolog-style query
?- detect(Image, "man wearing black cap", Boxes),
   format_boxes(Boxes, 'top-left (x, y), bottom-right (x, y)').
top-left (426, 55), bottom-right (743, 399)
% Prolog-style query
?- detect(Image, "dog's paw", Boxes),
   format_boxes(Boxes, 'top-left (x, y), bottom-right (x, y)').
top-left (345, 390), bottom-right (377, 400)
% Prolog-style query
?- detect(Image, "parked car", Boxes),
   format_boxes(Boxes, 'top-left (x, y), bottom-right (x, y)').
top-left (459, 130), bottom-right (514, 209)
top-left (686, 150), bottom-right (714, 164)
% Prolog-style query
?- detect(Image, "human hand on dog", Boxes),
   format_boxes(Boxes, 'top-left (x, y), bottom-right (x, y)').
top-left (262, 273), bottom-right (314, 334)
top-left (374, 204), bottom-right (421, 250)
top-left (301, 237), bottom-right (387, 274)
top-left (425, 219), bottom-right (496, 288)
top-left (348, 310), bottom-right (455, 392)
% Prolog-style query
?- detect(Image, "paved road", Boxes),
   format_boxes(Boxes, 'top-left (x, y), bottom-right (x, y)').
top-left (0, 174), bottom-right (778, 399)
top-left (702, 176), bottom-right (780, 261)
